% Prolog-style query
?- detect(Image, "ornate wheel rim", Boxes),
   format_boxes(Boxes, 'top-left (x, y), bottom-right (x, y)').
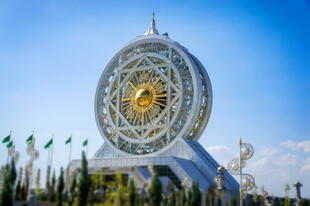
top-left (95, 37), bottom-right (212, 155)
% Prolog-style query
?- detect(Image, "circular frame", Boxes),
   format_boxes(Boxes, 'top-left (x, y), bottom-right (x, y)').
top-left (95, 35), bottom-right (212, 156)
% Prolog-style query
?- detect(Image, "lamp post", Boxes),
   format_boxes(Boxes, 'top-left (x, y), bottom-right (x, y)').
top-left (227, 139), bottom-right (255, 206)
top-left (26, 137), bottom-right (39, 200)
top-left (214, 166), bottom-right (225, 192)
top-left (293, 181), bottom-right (303, 205)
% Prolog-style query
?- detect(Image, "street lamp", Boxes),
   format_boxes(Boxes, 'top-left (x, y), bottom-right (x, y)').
top-left (227, 139), bottom-right (255, 206)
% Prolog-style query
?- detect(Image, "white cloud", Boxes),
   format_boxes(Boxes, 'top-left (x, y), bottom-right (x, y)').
top-left (205, 145), bottom-right (238, 165)
top-left (205, 143), bottom-right (310, 197)
top-left (300, 157), bottom-right (310, 174)
top-left (281, 140), bottom-right (310, 153)
top-left (279, 154), bottom-right (297, 166)
top-left (300, 164), bottom-right (310, 173)
top-left (259, 147), bottom-right (279, 156)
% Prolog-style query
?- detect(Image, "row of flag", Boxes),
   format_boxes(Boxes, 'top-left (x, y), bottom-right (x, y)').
top-left (1, 133), bottom-right (89, 149)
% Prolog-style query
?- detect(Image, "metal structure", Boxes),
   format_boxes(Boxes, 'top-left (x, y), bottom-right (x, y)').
top-left (25, 138), bottom-right (39, 200)
top-left (214, 165), bottom-right (226, 191)
top-left (293, 181), bottom-right (303, 205)
top-left (69, 14), bottom-right (239, 192)
top-left (8, 145), bottom-right (20, 163)
top-left (95, 15), bottom-right (212, 156)
top-left (227, 139), bottom-right (255, 206)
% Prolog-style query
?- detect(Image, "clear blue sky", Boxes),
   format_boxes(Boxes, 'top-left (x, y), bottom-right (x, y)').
top-left (1, 0), bottom-right (310, 197)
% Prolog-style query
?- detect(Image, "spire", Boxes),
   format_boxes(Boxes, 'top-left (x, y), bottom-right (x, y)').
top-left (144, 12), bottom-right (159, 35)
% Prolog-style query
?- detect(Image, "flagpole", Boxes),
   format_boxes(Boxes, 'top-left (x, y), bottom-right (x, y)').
top-left (47, 142), bottom-right (50, 169)
top-left (239, 138), bottom-right (243, 206)
top-left (66, 135), bottom-right (73, 190)
top-left (69, 135), bottom-right (72, 164)
top-left (6, 130), bottom-right (12, 164)
top-left (86, 138), bottom-right (88, 158)
top-left (50, 134), bottom-right (54, 170)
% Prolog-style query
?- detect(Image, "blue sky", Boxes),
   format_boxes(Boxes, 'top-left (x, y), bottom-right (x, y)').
top-left (1, 0), bottom-right (310, 197)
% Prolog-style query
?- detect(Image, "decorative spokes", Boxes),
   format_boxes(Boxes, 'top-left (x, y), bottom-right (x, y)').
top-left (108, 55), bottom-right (180, 142)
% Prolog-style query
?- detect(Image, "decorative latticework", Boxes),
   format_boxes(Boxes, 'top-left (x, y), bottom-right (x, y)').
top-left (95, 25), bottom-right (212, 155)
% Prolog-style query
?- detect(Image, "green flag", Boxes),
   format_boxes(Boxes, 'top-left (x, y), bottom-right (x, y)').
top-left (65, 137), bottom-right (72, 144)
top-left (26, 134), bottom-right (33, 144)
top-left (2, 135), bottom-right (10, 144)
top-left (44, 138), bottom-right (53, 149)
top-left (6, 141), bottom-right (13, 148)
top-left (82, 139), bottom-right (88, 147)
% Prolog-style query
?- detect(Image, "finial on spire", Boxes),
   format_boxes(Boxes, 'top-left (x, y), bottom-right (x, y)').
top-left (152, 11), bottom-right (155, 23)
top-left (144, 12), bottom-right (159, 35)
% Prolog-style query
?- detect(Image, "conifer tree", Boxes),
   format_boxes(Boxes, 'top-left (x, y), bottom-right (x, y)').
top-left (207, 185), bottom-right (216, 206)
top-left (128, 178), bottom-right (137, 206)
top-left (0, 164), bottom-right (13, 206)
top-left (180, 188), bottom-right (187, 206)
top-left (46, 165), bottom-right (51, 195)
top-left (205, 193), bottom-right (210, 206)
top-left (189, 181), bottom-right (201, 206)
top-left (301, 199), bottom-right (309, 206)
top-left (15, 168), bottom-right (23, 200)
top-left (21, 170), bottom-right (29, 200)
top-left (216, 197), bottom-right (221, 206)
top-left (9, 160), bottom-right (17, 185)
top-left (169, 190), bottom-right (176, 206)
top-left (35, 169), bottom-right (41, 196)
top-left (113, 171), bottom-right (126, 206)
top-left (49, 170), bottom-right (56, 202)
top-left (166, 181), bottom-right (175, 206)
top-left (273, 197), bottom-right (280, 206)
top-left (89, 171), bottom-right (103, 205)
top-left (230, 197), bottom-right (237, 206)
top-left (148, 174), bottom-right (162, 206)
top-left (78, 151), bottom-right (90, 206)
top-left (57, 167), bottom-right (64, 206)
top-left (68, 172), bottom-right (77, 206)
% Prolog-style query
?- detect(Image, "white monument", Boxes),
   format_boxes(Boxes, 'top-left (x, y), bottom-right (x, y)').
top-left (69, 15), bottom-right (239, 191)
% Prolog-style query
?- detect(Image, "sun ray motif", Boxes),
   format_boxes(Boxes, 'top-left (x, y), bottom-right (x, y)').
top-left (121, 70), bottom-right (167, 128)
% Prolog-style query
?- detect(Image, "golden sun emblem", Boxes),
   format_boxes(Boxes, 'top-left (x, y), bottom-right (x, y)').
top-left (121, 71), bottom-right (167, 125)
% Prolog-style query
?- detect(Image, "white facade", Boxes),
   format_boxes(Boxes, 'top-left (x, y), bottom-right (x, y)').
top-left (69, 16), bottom-right (239, 192)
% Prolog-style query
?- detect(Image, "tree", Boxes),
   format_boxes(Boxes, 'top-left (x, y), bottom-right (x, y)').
top-left (205, 193), bottom-right (210, 206)
top-left (166, 181), bottom-right (175, 206)
top-left (180, 188), bottom-right (187, 206)
top-left (57, 167), bottom-right (65, 206)
top-left (15, 168), bottom-right (23, 200)
top-left (252, 185), bottom-right (258, 205)
top-left (68, 172), bottom-right (77, 206)
top-left (230, 197), bottom-right (237, 206)
top-left (284, 184), bottom-right (291, 197)
top-left (273, 197), bottom-right (280, 206)
top-left (21, 168), bottom-right (29, 201)
top-left (35, 169), bottom-right (41, 196)
top-left (49, 170), bottom-right (56, 202)
top-left (301, 199), bottom-right (309, 206)
top-left (89, 170), bottom-right (105, 205)
top-left (207, 185), bottom-right (216, 206)
top-left (9, 160), bottom-right (17, 185)
top-left (217, 197), bottom-right (222, 206)
top-left (115, 171), bottom-right (126, 206)
top-left (284, 184), bottom-right (291, 206)
top-left (189, 181), bottom-right (201, 206)
top-left (128, 178), bottom-right (137, 206)
top-left (78, 151), bottom-right (90, 206)
top-left (46, 165), bottom-right (51, 195)
top-left (0, 164), bottom-right (13, 206)
top-left (148, 174), bottom-right (162, 206)
top-left (0, 160), bottom-right (17, 206)
top-left (169, 190), bottom-right (176, 206)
